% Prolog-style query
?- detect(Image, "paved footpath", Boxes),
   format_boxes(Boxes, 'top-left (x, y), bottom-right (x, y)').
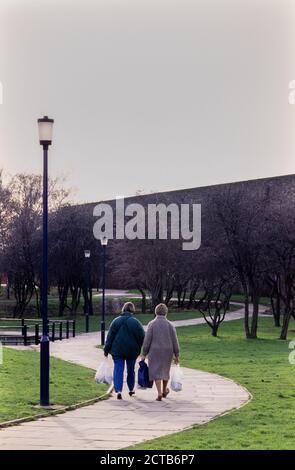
top-left (0, 307), bottom-right (261, 450)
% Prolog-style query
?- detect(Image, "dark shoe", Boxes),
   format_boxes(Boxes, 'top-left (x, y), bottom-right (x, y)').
top-left (129, 391), bottom-right (135, 397)
top-left (162, 387), bottom-right (170, 398)
top-left (117, 393), bottom-right (122, 400)
top-left (156, 395), bottom-right (162, 401)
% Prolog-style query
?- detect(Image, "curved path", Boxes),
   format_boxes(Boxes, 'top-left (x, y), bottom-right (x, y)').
top-left (0, 309), bottom-right (255, 450)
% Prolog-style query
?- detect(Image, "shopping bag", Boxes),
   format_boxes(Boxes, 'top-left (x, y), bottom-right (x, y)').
top-left (170, 365), bottom-right (183, 392)
top-left (137, 360), bottom-right (153, 389)
top-left (95, 357), bottom-right (113, 385)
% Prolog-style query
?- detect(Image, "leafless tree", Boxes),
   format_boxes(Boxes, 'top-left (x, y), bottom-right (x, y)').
top-left (49, 204), bottom-right (101, 316)
top-left (212, 185), bottom-right (269, 339)
top-left (264, 186), bottom-right (295, 339)
top-left (3, 173), bottom-right (70, 317)
top-left (197, 275), bottom-right (234, 337)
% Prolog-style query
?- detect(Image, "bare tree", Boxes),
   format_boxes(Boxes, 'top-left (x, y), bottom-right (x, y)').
top-left (0, 170), bottom-right (13, 295)
top-left (3, 173), bottom-right (70, 317)
top-left (265, 274), bottom-right (282, 327)
top-left (264, 186), bottom-right (295, 339)
top-left (49, 204), bottom-right (101, 316)
top-left (212, 185), bottom-right (269, 339)
top-left (198, 276), bottom-right (233, 337)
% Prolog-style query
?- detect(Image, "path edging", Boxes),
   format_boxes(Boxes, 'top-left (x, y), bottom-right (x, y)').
top-left (0, 384), bottom-right (113, 430)
top-left (127, 373), bottom-right (252, 449)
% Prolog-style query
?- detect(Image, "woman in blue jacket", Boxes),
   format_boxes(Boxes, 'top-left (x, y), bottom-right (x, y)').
top-left (104, 302), bottom-right (145, 400)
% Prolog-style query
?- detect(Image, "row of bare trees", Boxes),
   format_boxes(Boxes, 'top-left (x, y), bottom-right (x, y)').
top-left (215, 184), bottom-right (295, 340)
top-left (0, 172), bottom-right (103, 317)
top-left (1, 171), bottom-right (295, 340)
top-left (110, 183), bottom-right (295, 340)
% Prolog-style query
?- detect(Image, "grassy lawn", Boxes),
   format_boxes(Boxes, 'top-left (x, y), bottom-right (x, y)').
top-left (0, 311), bottom-right (203, 333)
top-left (0, 348), bottom-right (108, 424)
top-left (130, 317), bottom-right (295, 450)
top-left (230, 294), bottom-right (270, 306)
top-left (0, 306), bottom-right (240, 334)
top-left (56, 306), bottom-right (240, 334)
top-left (128, 290), bottom-right (272, 306)
top-left (72, 310), bottom-right (205, 333)
top-left (7, 311), bottom-right (203, 335)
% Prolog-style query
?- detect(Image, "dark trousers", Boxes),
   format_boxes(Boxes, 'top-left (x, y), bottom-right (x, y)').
top-left (113, 358), bottom-right (136, 393)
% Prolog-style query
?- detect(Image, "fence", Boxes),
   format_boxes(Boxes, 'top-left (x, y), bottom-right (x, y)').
top-left (0, 318), bottom-right (76, 346)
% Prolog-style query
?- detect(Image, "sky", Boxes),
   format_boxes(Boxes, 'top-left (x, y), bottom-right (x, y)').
top-left (0, 0), bottom-right (295, 203)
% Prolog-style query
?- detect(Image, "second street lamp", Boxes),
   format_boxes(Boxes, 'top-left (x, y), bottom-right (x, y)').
top-left (84, 249), bottom-right (91, 333)
top-left (38, 115), bottom-right (54, 407)
top-left (100, 236), bottom-right (108, 346)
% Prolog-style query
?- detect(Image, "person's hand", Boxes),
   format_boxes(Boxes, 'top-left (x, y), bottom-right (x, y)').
top-left (104, 351), bottom-right (108, 357)
top-left (174, 356), bottom-right (180, 365)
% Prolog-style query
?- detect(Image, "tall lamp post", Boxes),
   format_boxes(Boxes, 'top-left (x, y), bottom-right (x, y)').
top-left (100, 236), bottom-right (108, 346)
top-left (38, 115), bottom-right (54, 406)
top-left (84, 250), bottom-right (91, 333)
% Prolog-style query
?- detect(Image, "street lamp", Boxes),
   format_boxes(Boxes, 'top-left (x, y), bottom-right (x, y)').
top-left (100, 236), bottom-right (108, 346)
top-left (84, 249), bottom-right (91, 333)
top-left (38, 115), bottom-right (54, 407)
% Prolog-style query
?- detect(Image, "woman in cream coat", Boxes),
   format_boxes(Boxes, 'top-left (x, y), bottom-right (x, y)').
top-left (142, 303), bottom-right (180, 401)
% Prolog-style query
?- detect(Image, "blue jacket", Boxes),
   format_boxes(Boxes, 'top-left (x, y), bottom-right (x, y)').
top-left (104, 312), bottom-right (145, 360)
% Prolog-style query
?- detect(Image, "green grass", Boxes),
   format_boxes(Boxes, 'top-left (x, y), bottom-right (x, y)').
top-left (0, 348), bottom-right (108, 424)
top-left (193, 292), bottom-right (270, 307)
top-left (0, 306), bottom-right (240, 334)
top-left (230, 293), bottom-right (270, 306)
top-left (127, 290), bottom-right (272, 306)
top-left (0, 311), bottom-right (203, 334)
top-left (0, 289), bottom-right (271, 318)
top-left (56, 307), bottom-right (239, 334)
top-left (72, 310), bottom-right (205, 333)
top-left (130, 317), bottom-right (295, 450)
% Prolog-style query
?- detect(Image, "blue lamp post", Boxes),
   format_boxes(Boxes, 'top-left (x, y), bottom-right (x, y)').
top-left (38, 115), bottom-right (54, 406)
top-left (100, 236), bottom-right (108, 346)
top-left (84, 249), bottom-right (91, 333)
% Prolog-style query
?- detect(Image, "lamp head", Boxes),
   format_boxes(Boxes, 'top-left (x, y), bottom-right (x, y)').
top-left (38, 116), bottom-right (54, 147)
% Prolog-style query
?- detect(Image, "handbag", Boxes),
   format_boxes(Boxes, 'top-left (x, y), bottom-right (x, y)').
top-left (138, 360), bottom-right (153, 389)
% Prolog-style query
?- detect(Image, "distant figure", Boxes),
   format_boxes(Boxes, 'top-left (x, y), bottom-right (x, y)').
top-left (142, 303), bottom-right (180, 401)
top-left (104, 302), bottom-right (145, 400)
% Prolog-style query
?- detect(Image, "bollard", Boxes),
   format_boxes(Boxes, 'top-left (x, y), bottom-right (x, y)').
top-left (59, 322), bottom-right (63, 341)
top-left (72, 320), bottom-right (76, 337)
top-left (35, 324), bottom-right (39, 345)
top-left (66, 320), bottom-right (70, 339)
top-left (23, 325), bottom-right (27, 346)
top-left (51, 322), bottom-right (55, 342)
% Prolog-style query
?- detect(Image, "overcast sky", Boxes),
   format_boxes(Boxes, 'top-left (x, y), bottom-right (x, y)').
top-left (0, 0), bottom-right (295, 203)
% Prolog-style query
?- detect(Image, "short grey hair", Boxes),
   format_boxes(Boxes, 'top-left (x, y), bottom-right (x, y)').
top-left (155, 303), bottom-right (168, 316)
top-left (122, 302), bottom-right (135, 314)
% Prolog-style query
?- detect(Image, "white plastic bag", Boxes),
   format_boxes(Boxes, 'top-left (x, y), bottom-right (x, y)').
top-left (95, 357), bottom-right (113, 385)
top-left (170, 365), bottom-right (183, 392)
